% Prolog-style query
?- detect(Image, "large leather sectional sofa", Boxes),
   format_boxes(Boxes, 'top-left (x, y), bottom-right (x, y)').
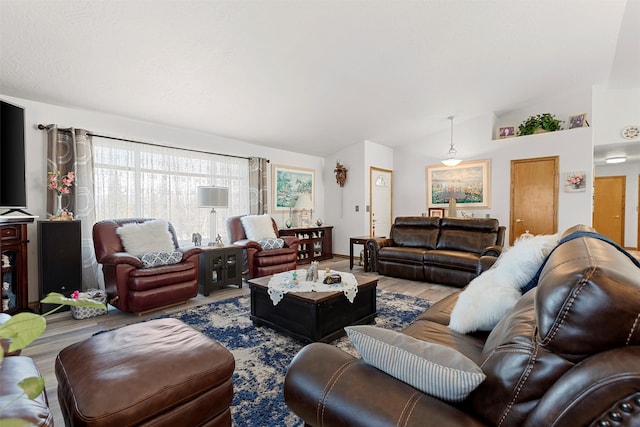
top-left (368, 217), bottom-right (505, 287)
top-left (284, 224), bottom-right (640, 426)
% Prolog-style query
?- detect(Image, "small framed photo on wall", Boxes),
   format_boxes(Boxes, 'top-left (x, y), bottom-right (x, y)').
top-left (568, 113), bottom-right (588, 129)
top-left (428, 208), bottom-right (445, 218)
top-left (498, 126), bottom-right (515, 138)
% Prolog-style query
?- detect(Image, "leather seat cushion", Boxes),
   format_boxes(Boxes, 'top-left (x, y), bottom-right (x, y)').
top-left (253, 248), bottom-right (297, 266)
top-left (378, 247), bottom-right (428, 264)
top-left (55, 318), bottom-right (235, 427)
top-left (423, 250), bottom-right (480, 272)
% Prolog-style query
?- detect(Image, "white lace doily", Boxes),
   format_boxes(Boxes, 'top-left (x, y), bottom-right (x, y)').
top-left (266, 269), bottom-right (358, 305)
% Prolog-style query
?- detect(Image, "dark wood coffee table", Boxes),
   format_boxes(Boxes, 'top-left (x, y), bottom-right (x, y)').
top-left (248, 274), bottom-right (377, 343)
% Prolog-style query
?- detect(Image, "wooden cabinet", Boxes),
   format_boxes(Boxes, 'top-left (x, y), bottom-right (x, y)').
top-left (38, 220), bottom-right (82, 313)
top-left (279, 226), bottom-right (333, 264)
top-left (1, 219), bottom-right (32, 314)
top-left (199, 245), bottom-right (243, 296)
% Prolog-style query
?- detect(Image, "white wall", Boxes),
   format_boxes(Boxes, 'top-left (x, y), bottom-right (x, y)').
top-left (393, 115), bottom-right (593, 244)
top-left (1, 93), bottom-right (326, 303)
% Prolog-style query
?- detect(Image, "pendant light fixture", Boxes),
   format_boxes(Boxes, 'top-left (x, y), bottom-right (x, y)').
top-left (441, 115), bottom-right (462, 167)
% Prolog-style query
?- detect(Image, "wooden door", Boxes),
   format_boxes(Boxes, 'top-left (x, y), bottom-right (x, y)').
top-left (510, 156), bottom-right (558, 245)
top-left (593, 176), bottom-right (625, 246)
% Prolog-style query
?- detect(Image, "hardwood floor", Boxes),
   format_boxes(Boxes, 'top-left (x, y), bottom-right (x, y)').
top-left (20, 257), bottom-right (458, 426)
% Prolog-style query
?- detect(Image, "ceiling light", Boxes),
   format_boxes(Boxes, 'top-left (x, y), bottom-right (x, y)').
top-left (605, 156), bottom-right (627, 164)
top-left (441, 116), bottom-right (461, 167)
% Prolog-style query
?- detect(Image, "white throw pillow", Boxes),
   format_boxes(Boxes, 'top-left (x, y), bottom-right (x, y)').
top-left (449, 233), bottom-right (558, 334)
top-left (116, 220), bottom-right (175, 256)
top-left (241, 214), bottom-right (277, 241)
top-left (345, 325), bottom-right (486, 402)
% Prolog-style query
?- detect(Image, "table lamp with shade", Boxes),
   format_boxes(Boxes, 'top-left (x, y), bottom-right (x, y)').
top-left (294, 193), bottom-right (313, 227)
top-left (198, 186), bottom-right (229, 246)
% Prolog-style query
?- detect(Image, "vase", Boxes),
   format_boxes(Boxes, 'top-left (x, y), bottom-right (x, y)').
top-left (55, 193), bottom-right (63, 217)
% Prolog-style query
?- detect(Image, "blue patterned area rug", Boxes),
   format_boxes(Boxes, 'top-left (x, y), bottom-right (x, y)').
top-left (165, 290), bottom-right (431, 427)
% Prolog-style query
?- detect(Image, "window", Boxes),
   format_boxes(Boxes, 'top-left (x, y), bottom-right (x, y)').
top-left (93, 138), bottom-right (249, 244)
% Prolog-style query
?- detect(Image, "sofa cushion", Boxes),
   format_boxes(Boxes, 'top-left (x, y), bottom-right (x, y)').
top-left (378, 246), bottom-right (429, 264)
top-left (138, 251), bottom-right (184, 268)
top-left (346, 325), bottom-right (486, 402)
top-left (436, 218), bottom-right (499, 254)
top-left (241, 214), bottom-right (276, 241)
top-left (258, 238), bottom-right (285, 250)
top-left (390, 216), bottom-right (440, 248)
top-left (116, 219), bottom-right (175, 256)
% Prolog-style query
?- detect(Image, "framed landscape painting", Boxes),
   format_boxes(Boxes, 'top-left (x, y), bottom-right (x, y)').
top-left (272, 164), bottom-right (315, 212)
top-left (426, 160), bottom-right (491, 208)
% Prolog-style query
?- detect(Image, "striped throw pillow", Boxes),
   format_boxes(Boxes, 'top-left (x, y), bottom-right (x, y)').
top-left (345, 325), bottom-right (486, 402)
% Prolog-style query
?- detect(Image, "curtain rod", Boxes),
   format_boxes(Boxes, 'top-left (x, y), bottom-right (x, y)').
top-left (36, 124), bottom-right (267, 162)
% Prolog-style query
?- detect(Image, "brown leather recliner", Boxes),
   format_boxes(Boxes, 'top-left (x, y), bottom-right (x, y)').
top-left (93, 218), bottom-right (201, 314)
top-left (227, 215), bottom-right (299, 278)
top-left (284, 224), bottom-right (640, 426)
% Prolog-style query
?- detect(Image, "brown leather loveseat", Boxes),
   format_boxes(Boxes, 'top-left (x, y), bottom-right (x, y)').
top-left (368, 217), bottom-right (505, 287)
top-left (284, 225), bottom-right (640, 426)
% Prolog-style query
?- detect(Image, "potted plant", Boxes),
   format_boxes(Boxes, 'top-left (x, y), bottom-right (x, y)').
top-left (517, 113), bottom-right (563, 136)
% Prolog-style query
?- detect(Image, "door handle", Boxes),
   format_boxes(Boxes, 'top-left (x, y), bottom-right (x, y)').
top-left (614, 215), bottom-right (620, 219)
top-left (515, 219), bottom-right (524, 223)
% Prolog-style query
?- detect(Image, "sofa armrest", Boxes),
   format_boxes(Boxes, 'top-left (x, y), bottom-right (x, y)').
top-left (477, 255), bottom-right (498, 275)
top-left (280, 235), bottom-right (299, 250)
top-left (284, 343), bottom-right (489, 427)
top-left (366, 238), bottom-right (395, 272)
top-left (524, 347), bottom-right (640, 427)
top-left (230, 239), bottom-right (262, 251)
top-left (480, 245), bottom-right (502, 257)
top-left (177, 246), bottom-right (202, 261)
top-left (99, 252), bottom-right (144, 268)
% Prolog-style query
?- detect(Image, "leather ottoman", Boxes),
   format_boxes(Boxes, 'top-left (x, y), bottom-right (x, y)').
top-left (55, 318), bottom-right (235, 427)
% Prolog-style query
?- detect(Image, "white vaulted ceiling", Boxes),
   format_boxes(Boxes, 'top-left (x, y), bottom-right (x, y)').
top-left (0, 0), bottom-right (637, 157)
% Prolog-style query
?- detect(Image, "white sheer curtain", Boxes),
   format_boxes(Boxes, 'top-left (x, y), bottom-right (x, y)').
top-left (93, 137), bottom-right (249, 244)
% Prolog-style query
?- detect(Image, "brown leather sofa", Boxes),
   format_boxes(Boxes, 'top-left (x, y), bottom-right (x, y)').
top-left (227, 215), bottom-right (299, 278)
top-left (284, 225), bottom-right (640, 426)
top-left (93, 218), bottom-right (201, 314)
top-left (367, 217), bottom-right (505, 287)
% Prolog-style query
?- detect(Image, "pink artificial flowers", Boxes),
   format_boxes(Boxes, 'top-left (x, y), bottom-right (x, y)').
top-left (47, 171), bottom-right (75, 195)
top-left (71, 290), bottom-right (80, 299)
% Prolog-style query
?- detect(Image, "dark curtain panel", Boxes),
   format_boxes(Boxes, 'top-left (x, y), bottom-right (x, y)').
top-left (45, 125), bottom-right (100, 289)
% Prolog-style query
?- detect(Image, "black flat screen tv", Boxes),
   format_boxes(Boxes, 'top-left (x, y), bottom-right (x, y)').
top-left (0, 99), bottom-right (28, 212)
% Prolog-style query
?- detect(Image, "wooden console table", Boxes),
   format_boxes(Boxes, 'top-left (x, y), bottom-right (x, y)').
top-left (279, 226), bottom-right (333, 264)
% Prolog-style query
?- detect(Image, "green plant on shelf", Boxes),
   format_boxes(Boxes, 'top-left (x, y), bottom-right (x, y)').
top-left (0, 292), bottom-right (106, 425)
top-left (517, 113), bottom-right (563, 136)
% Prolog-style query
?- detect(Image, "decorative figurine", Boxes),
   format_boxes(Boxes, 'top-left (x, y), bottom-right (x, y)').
top-left (291, 271), bottom-right (299, 285)
top-left (215, 234), bottom-right (224, 247)
top-left (1, 255), bottom-right (9, 268)
top-left (306, 261), bottom-right (319, 282)
top-left (192, 233), bottom-right (202, 246)
top-left (316, 218), bottom-right (323, 226)
top-left (323, 273), bottom-right (342, 285)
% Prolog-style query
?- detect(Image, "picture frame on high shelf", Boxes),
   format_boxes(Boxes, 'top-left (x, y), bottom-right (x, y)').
top-left (498, 126), bottom-right (515, 139)
top-left (272, 164), bottom-right (315, 212)
top-left (568, 113), bottom-right (588, 129)
top-left (426, 160), bottom-right (491, 209)
top-left (428, 208), bottom-right (445, 218)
